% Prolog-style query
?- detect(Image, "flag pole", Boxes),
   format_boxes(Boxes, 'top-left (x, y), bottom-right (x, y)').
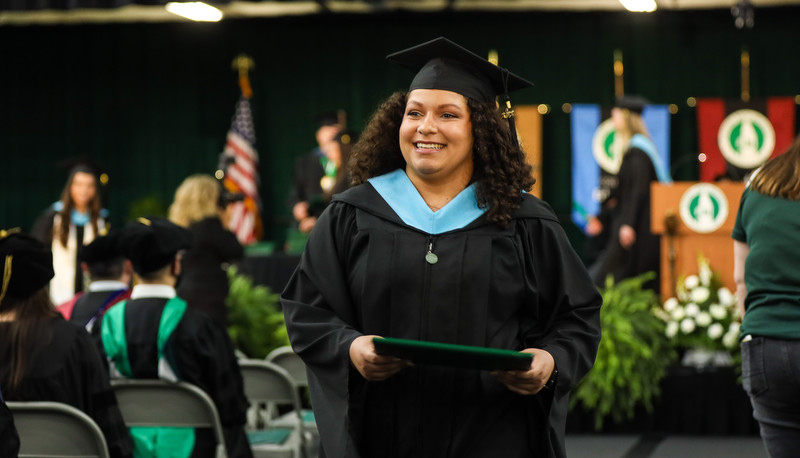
top-left (613, 49), bottom-right (624, 97)
top-left (232, 54), bottom-right (254, 99)
top-left (740, 48), bottom-right (750, 103)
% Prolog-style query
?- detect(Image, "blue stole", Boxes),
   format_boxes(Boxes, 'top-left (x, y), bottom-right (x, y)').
top-left (630, 134), bottom-right (672, 183)
top-left (368, 169), bottom-right (487, 234)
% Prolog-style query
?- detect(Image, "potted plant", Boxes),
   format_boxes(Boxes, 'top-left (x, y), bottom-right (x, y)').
top-left (226, 265), bottom-right (290, 359)
top-left (570, 272), bottom-right (677, 430)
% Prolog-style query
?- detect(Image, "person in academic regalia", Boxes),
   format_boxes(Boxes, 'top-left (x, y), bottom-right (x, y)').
top-left (0, 228), bottom-right (133, 458)
top-left (31, 158), bottom-right (109, 305)
top-left (287, 111), bottom-right (344, 234)
top-left (97, 217), bottom-right (252, 458)
top-left (57, 229), bottom-right (132, 333)
top-left (168, 174), bottom-right (244, 326)
top-left (281, 37), bottom-right (603, 458)
top-left (592, 95), bottom-right (672, 292)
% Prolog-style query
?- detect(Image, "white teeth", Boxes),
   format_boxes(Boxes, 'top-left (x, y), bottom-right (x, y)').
top-left (416, 142), bottom-right (444, 149)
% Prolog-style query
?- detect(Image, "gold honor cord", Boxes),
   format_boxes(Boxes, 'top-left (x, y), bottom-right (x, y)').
top-left (0, 227), bottom-right (21, 304)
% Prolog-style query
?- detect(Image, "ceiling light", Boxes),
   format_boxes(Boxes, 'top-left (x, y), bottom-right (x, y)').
top-left (166, 2), bottom-right (223, 22)
top-left (618, 0), bottom-right (657, 12)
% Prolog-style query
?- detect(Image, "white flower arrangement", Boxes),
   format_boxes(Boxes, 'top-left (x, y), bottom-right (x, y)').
top-left (656, 255), bottom-right (741, 352)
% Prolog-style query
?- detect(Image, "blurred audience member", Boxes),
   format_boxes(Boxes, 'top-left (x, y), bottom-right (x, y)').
top-left (168, 174), bottom-right (244, 325)
top-left (99, 217), bottom-right (252, 458)
top-left (57, 229), bottom-right (132, 333)
top-left (0, 228), bottom-right (133, 458)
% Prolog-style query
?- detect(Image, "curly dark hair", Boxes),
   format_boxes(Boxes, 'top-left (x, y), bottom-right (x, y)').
top-left (349, 91), bottom-right (535, 226)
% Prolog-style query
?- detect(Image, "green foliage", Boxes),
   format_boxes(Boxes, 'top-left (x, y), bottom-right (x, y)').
top-left (125, 193), bottom-right (167, 222)
top-left (570, 272), bottom-right (678, 430)
top-left (226, 265), bottom-right (290, 359)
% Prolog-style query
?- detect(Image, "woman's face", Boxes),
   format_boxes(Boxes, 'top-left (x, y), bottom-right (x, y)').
top-left (69, 171), bottom-right (97, 210)
top-left (399, 89), bottom-right (474, 185)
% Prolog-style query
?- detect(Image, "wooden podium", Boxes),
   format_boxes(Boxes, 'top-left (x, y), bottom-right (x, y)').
top-left (651, 181), bottom-right (746, 299)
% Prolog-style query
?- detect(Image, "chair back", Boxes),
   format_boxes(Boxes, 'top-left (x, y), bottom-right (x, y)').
top-left (239, 359), bottom-right (306, 457)
top-left (7, 401), bottom-right (111, 458)
top-left (266, 346), bottom-right (308, 387)
top-left (110, 379), bottom-right (227, 458)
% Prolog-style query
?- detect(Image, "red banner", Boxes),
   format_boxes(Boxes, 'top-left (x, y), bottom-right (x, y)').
top-left (696, 97), bottom-right (795, 182)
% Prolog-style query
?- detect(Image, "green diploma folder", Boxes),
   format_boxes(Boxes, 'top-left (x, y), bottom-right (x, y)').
top-left (372, 337), bottom-right (532, 371)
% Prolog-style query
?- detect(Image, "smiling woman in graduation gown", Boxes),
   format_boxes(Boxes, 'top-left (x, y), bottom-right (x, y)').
top-left (281, 38), bottom-right (602, 458)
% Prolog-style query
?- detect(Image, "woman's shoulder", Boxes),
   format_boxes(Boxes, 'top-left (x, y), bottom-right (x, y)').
top-left (513, 194), bottom-right (559, 223)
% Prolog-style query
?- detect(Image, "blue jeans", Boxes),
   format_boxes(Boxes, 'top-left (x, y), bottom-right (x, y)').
top-left (741, 336), bottom-right (800, 458)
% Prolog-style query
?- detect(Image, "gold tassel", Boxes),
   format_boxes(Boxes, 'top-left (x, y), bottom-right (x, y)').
top-left (0, 255), bottom-right (13, 304)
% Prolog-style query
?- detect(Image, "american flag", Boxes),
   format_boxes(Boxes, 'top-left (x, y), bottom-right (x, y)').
top-left (222, 95), bottom-right (262, 244)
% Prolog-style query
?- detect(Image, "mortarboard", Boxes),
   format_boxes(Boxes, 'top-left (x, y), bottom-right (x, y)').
top-left (117, 217), bottom-right (191, 275)
top-left (79, 230), bottom-right (123, 266)
top-left (386, 37), bottom-right (533, 145)
top-left (614, 95), bottom-right (650, 114)
top-left (386, 37), bottom-right (533, 104)
top-left (315, 110), bottom-right (345, 128)
top-left (0, 228), bottom-right (55, 303)
top-left (57, 155), bottom-right (109, 187)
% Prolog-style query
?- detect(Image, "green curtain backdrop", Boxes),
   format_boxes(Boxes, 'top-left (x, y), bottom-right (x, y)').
top-left (2, 8), bottom-right (799, 251)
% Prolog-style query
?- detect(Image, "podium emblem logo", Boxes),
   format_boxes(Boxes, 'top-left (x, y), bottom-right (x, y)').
top-left (679, 183), bottom-right (729, 234)
top-left (592, 119), bottom-right (624, 174)
top-left (717, 109), bottom-right (775, 169)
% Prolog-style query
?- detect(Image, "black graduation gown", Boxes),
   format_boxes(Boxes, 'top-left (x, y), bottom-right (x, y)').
top-left (70, 289), bottom-right (130, 331)
top-left (0, 395), bottom-right (20, 458)
top-left (281, 183), bottom-right (602, 458)
top-left (176, 217), bottom-right (244, 325)
top-left (287, 151), bottom-right (329, 219)
top-left (0, 316), bottom-right (134, 458)
top-left (97, 298), bottom-right (253, 458)
top-left (594, 148), bottom-right (661, 291)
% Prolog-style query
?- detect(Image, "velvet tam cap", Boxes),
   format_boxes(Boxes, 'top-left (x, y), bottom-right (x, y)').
top-left (614, 95), bottom-right (650, 114)
top-left (0, 229), bottom-right (55, 302)
top-left (118, 217), bottom-right (191, 275)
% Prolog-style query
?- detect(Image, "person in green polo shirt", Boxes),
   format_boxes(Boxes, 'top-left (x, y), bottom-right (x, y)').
top-left (733, 134), bottom-right (800, 458)
top-left (99, 217), bottom-right (252, 458)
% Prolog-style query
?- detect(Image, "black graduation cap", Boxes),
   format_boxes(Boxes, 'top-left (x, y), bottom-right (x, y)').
top-left (386, 37), bottom-right (533, 104)
top-left (79, 230), bottom-right (123, 266)
top-left (0, 228), bottom-right (55, 302)
top-left (57, 155), bottom-right (109, 186)
top-left (117, 217), bottom-right (191, 275)
top-left (315, 110), bottom-right (344, 128)
top-left (614, 95), bottom-right (650, 114)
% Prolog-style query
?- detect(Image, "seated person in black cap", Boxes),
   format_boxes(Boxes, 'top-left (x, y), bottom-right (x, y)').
top-left (58, 229), bottom-right (132, 332)
top-left (0, 228), bottom-right (133, 458)
top-left (281, 38), bottom-right (601, 458)
top-left (98, 217), bottom-right (252, 458)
